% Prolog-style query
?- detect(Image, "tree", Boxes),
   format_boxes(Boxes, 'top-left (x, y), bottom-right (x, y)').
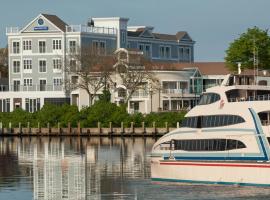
top-left (113, 49), bottom-right (158, 104)
top-left (225, 27), bottom-right (270, 71)
top-left (66, 46), bottom-right (115, 106)
top-left (0, 47), bottom-right (8, 78)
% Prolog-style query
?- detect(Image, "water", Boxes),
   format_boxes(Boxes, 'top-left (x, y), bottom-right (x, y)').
top-left (0, 137), bottom-right (269, 200)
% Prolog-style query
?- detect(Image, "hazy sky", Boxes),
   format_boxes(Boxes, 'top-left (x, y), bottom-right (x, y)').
top-left (0, 0), bottom-right (269, 61)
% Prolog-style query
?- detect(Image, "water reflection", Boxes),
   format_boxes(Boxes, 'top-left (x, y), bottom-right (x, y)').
top-left (0, 137), bottom-right (156, 200)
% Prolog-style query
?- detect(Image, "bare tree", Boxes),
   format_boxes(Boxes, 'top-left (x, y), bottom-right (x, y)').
top-left (66, 46), bottom-right (115, 106)
top-left (114, 49), bottom-right (158, 104)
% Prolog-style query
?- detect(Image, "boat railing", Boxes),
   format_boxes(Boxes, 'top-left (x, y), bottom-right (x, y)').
top-left (228, 94), bottom-right (270, 102)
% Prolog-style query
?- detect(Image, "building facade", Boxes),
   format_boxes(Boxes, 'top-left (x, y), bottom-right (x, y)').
top-left (1, 13), bottom-right (195, 113)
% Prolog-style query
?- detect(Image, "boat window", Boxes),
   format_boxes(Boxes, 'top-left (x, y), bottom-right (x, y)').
top-left (173, 139), bottom-right (246, 151)
top-left (198, 93), bottom-right (220, 105)
top-left (181, 115), bottom-right (245, 128)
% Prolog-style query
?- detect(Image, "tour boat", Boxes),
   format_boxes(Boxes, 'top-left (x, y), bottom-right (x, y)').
top-left (151, 74), bottom-right (270, 186)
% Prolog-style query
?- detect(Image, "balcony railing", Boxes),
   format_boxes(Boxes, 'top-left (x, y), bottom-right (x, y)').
top-left (0, 85), bottom-right (63, 92)
top-left (162, 88), bottom-right (189, 94)
top-left (131, 91), bottom-right (149, 98)
top-left (66, 25), bottom-right (117, 35)
top-left (228, 94), bottom-right (270, 102)
top-left (6, 27), bottom-right (20, 35)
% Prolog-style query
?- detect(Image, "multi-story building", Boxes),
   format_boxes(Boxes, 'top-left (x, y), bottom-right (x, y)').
top-left (1, 13), bottom-right (195, 113)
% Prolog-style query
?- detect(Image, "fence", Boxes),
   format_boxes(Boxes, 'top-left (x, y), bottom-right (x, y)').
top-left (0, 121), bottom-right (179, 137)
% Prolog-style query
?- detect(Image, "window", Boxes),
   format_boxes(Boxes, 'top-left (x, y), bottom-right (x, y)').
top-left (25, 98), bottom-right (40, 113)
top-left (198, 93), bottom-right (220, 105)
top-left (99, 41), bottom-right (105, 55)
top-left (138, 43), bottom-right (151, 57)
top-left (13, 60), bottom-right (20, 73)
top-left (44, 98), bottom-right (70, 106)
top-left (69, 40), bottom-right (76, 53)
top-left (23, 40), bottom-right (32, 51)
top-left (39, 41), bottom-right (46, 53)
top-left (39, 60), bottom-right (46, 73)
top-left (53, 59), bottom-right (62, 70)
top-left (121, 30), bottom-right (126, 43)
top-left (92, 41), bottom-right (106, 55)
top-left (0, 99), bottom-right (10, 112)
top-left (53, 78), bottom-right (62, 86)
top-left (70, 59), bottom-right (76, 72)
top-left (53, 39), bottom-right (62, 50)
top-left (23, 59), bottom-right (32, 70)
top-left (39, 79), bottom-right (46, 91)
top-left (157, 139), bottom-right (246, 151)
top-left (13, 80), bottom-right (20, 91)
top-left (12, 41), bottom-right (20, 54)
top-left (171, 139), bottom-right (246, 151)
top-left (165, 46), bottom-right (170, 58)
top-left (184, 47), bottom-right (190, 61)
top-left (159, 46), bottom-right (165, 58)
top-left (179, 47), bottom-right (184, 60)
top-left (181, 115), bottom-right (245, 128)
top-left (24, 78), bottom-right (32, 86)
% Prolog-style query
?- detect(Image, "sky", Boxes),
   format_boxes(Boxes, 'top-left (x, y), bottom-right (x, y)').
top-left (0, 0), bottom-right (270, 61)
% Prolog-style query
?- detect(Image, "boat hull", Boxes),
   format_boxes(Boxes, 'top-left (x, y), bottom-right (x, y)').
top-left (151, 158), bottom-right (270, 186)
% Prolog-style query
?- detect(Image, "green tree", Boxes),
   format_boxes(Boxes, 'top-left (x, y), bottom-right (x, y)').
top-left (225, 27), bottom-right (270, 71)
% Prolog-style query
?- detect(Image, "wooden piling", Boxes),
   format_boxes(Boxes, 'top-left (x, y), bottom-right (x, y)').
top-left (77, 122), bottom-right (81, 136)
top-left (27, 122), bottom-right (31, 135)
top-left (130, 122), bottom-right (134, 136)
top-left (121, 122), bottom-right (124, 136)
top-left (142, 122), bottom-right (145, 136)
top-left (68, 122), bottom-right (71, 135)
top-left (58, 122), bottom-right (61, 136)
top-left (98, 122), bottom-right (101, 135)
top-left (153, 121), bottom-right (156, 136)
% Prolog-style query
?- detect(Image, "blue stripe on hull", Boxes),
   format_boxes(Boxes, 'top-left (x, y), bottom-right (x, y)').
top-left (151, 178), bottom-right (270, 187)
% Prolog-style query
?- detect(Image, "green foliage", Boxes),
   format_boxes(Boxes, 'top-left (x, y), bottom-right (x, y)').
top-left (0, 102), bottom-right (186, 128)
top-left (225, 27), bottom-right (270, 71)
top-left (99, 90), bottom-right (111, 102)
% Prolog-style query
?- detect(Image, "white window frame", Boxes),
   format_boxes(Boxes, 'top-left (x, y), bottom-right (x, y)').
top-left (52, 39), bottom-right (62, 51)
top-left (23, 59), bottom-right (32, 73)
top-left (13, 79), bottom-right (21, 91)
top-left (179, 47), bottom-right (184, 61)
top-left (38, 59), bottom-right (47, 73)
top-left (12, 59), bottom-right (20, 74)
top-left (23, 78), bottom-right (33, 86)
top-left (53, 77), bottom-right (62, 91)
top-left (39, 78), bottom-right (47, 91)
top-left (38, 40), bottom-right (46, 53)
top-left (12, 41), bottom-right (20, 54)
top-left (53, 58), bottom-right (62, 73)
top-left (69, 40), bottom-right (76, 54)
top-left (23, 40), bottom-right (32, 51)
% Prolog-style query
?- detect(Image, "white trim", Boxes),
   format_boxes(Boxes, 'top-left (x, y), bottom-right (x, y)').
top-left (12, 59), bottom-right (21, 74)
top-left (38, 58), bottom-right (47, 73)
top-left (20, 14), bottom-right (64, 33)
top-left (38, 39), bottom-right (46, 53)
top-left (128, 37), bottom-right (195, 45)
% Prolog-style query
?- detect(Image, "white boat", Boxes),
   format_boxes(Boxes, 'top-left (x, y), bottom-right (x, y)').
top-left (151, 74), bottom-right (270, 186)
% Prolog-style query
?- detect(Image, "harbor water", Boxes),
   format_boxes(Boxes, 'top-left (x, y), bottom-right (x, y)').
top-left (0, 137), bottom-right (269, 200)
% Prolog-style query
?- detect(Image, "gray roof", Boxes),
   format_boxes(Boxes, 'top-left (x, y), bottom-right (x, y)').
top-left (42, 14), bottom-right (68, 32)
top-left (128, 30), bottom-right (192, 42)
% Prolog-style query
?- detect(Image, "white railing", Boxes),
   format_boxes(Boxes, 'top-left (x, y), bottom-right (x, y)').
top-left (131, 91), bottom-right (149, 98)
top-left (6, 27), bottom-right (20, 35)
top-left (228, 94), bottom-right (270, 102)
top-left (162, 88), bottom-right (189, 94)
top-left (66, 25), bottom-right (117, 35)
top-left (0, 85), bottom-right (63, 92)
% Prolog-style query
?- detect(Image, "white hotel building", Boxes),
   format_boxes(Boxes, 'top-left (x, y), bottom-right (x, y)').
top-left (1, 13), bottom-right (235, 114)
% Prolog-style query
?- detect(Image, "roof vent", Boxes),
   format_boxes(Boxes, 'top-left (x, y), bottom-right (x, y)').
top-left (87, 19), bottom-right (94, 27)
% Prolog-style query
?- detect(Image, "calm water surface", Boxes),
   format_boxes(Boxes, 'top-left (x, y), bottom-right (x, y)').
top-left (0, 137), bottom-right (269, 200)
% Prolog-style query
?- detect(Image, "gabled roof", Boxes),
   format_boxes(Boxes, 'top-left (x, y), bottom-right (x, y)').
top-left (41, 14), bottom-right (68, 32)
top-left (128, 29), bottom-right (193, 42)
top-left (150, 62), bottom-right (230, 75)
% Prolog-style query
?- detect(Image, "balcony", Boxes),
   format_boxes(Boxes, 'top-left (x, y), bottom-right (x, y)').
top-left (131, 91), bottom-right (149, 98)
top-left (0, 85), bottom-right (63, 92)
top-left (66, 25), bottom-right (117, 35)
top-left (6, 27), bottom-right (20, 35)
top-left (162, 88), bottom-right (189, 94)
